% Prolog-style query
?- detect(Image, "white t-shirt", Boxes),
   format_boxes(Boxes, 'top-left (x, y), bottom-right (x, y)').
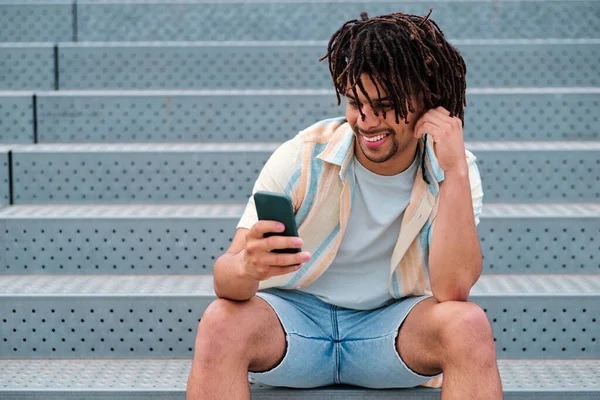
top-left (298, 154), bottom-right (418, 310)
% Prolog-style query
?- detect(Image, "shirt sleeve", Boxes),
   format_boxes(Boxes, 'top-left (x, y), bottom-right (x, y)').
top-left (466, 150), bottom-right (484, 226)
top-left (236, 137), bottom-right (302, 230)
top-left (427, 149), bottom-right (484, 245)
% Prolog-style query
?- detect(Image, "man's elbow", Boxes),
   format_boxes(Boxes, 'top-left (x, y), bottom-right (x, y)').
top-left (432, 286), bottom-right (471, 303)
top-left (431, 272), bottom-right (480, 303)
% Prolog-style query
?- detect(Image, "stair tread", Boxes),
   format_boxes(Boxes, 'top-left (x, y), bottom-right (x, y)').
top-left (1, 202), bottom-right (599, 219)
top-left (0, 359), bottom-right (598, 392)
top-left (1, 274), bottom-right (598, 296)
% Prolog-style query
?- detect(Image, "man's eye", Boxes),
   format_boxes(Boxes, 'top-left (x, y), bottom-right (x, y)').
top-left (348, 102), bottom-right (358, 108)
top-left (377, 104), bottom-right (392, 111)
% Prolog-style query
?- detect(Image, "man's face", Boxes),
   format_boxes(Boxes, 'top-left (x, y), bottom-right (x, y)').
top-left (346, 73), bottom-right (423, 174)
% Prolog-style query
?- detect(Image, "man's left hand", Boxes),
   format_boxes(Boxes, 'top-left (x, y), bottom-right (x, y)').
top-left (413, 107), bottom-right (468, 175)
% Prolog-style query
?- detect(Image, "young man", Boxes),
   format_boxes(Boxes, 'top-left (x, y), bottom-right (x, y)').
top-left (187, 10), bottom-right (503, 400)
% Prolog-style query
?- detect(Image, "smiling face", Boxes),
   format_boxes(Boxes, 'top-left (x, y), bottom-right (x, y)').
top-left (346, 74), bottom-right (424, 176)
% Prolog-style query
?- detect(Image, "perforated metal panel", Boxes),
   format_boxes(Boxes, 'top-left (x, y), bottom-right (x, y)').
top-left (465, 89), bottom-right (600, 141)
top-left (467, 142), bottom-right (600, 202)
top-left (36, 90), bottom-right (338, 143)
top-left (478, 296), bottom-right (597, 360)
top-left (0, 93), bottom-right (34, 144)
top-left (76, 1), bottom-right (600, 41)
top-left (0, 275), bottom-right (597, 358)
top-left (463, 42), bottom-right (599, 88)
top-left (479, 216), bottom-right (600, 274)
top-left (0, 204), bottom-right (243, 274)
top-left (36, 89), bottom-right (600, 143)
top-left (0, 203), bottom-right (598, 275)
top-left (58, 42), bottom-right (600, 89)
top-left (0, 360), bottom-right (599, 400)
top-left (10, 142), bottom-right (600, 204)
top-left (11, 143), bottom-right (278, 204)
top-left (0, 1), bottom-right (74, 42)
top-left (1, 293), bottom-right (210, 358)
top-left (58, 43), bottom-right (331, 90)
top-left (0, 44), bottom-right (55, 90)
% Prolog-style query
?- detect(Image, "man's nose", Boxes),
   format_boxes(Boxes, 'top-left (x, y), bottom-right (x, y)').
top-left (359, 106), bottom-right (381, 131)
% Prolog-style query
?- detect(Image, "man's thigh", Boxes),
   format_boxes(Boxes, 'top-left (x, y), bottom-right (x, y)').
top-left (336, 296), bottom-right (442, 388)
top-left (395, 296), bottom-right (494, 379)
top-left (248, 289), bottom-right (337, 388)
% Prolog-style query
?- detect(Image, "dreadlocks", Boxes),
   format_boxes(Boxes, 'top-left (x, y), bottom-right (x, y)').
top-left (320, 9), bottom-right (467, 183)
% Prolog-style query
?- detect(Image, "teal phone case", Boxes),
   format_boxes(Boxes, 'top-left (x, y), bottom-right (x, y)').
top-left (253, 191), bottom-right (300, 254)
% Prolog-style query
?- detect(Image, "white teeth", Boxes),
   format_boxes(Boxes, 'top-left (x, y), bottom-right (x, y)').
top-left (364, 134), bottom-right (386, 142)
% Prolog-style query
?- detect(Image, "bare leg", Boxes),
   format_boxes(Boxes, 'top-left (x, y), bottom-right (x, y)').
top-left (186, 296), bottom-right (287, 400)
top-left (397, 298), bottom-right (503, 399)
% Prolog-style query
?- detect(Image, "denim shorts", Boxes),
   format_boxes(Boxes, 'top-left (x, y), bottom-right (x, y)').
top-left (249, 288), bottom-right (442, 389)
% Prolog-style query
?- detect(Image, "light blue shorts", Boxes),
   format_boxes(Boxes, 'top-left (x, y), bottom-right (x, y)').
top-left (249, 288), bottom-right (442, 389)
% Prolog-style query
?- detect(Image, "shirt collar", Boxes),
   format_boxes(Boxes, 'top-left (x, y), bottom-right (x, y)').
top-left (316, 121), bottom-right (445, 187)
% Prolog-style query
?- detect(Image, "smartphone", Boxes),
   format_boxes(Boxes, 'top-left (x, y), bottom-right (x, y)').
top-left (253, 191), bottom-right (301, 254)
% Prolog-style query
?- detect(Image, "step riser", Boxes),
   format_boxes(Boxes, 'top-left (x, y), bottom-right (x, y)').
top-left (11, 149), bottom-right (600, 204)
top-left (2, 2), bottom-right (599, 43)
top-left (0, 216), bottom-right (597, 275)
top-left (58, 43), bottom-right (600, 90)
top-left (1, 295), bottom-right (597, 359)
top-left (31, 92), bottom-right (600, 144)
top-left (3, 43), bottom-right (600, 90)
top-left (0, 3), bottom-right (73, 43)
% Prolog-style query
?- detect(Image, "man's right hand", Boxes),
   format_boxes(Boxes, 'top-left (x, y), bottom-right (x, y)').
top-left (239, 220), bottom-right (312, 281)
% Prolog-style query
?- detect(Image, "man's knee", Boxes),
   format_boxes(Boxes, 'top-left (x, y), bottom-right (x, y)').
top-left (435, 301), bottom-right (496, 361)
top-left (194, 298), bottom-right (254, 361)
top-left (193, 297), bottom-right (281, 363)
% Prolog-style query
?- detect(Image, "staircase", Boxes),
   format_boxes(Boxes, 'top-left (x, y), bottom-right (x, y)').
top-left (0, 1), bottom-right (599, 399)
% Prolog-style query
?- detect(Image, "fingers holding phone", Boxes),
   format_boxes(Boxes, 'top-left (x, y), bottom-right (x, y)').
top-left (239, 192), bottom-right (312, 281)
top-left (242, 222), bottom-right (311, 281)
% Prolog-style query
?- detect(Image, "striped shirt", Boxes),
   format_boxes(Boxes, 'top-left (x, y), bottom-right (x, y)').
top-left (237, 117), bottom-right (483, 388)
top-left (238, 116), bottom-right (483, 296)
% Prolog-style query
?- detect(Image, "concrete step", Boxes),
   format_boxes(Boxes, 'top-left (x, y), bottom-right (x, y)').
top-left (1, 274), bottom-right (598, 359)
top-left (0, 203), bottom-right (598, 275)
top-left (0, 359), bottom-right (599, 400)
top-left (7, 141), bottom-right (600, 204)
top-left (21, 88), bottom-right (600, 143)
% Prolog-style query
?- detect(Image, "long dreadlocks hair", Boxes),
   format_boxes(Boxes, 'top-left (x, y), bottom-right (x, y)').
top-left (320, 9), bottom-right (467, 183)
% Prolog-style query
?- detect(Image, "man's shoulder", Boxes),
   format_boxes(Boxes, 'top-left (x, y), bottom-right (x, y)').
top-left (295, 116), bottom-right (349, 144)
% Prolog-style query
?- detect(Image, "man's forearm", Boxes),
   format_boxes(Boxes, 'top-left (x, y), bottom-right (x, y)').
top-left (429, 168), bottom-right (482, 302)
top-left (213, 252), bottom-right (259, 301)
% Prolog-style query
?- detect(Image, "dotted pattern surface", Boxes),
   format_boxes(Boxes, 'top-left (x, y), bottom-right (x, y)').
top-left (0, 204), bottom-right (598, 275)
top-left (0, 45), bottom-right (55, 90)
top-left (476, 149), bottom-right (600, 202)
top-left (37, 92), bottom-right (339, 143)
top-left (57, 43), bottom-right (600, 89)
top-left (477, 296), bottom-right (598, 359)
top-left (0, 2), bottom-right (73, 43)
top-left (10, 144), bottom-right (600, 204)
top-left (0, 217), bottom-right (237, 274)
top-left (479, 218), bottom-right (600, 274)
top-left (464, 92), bottom-right (600, 141)
top-left (0, 275), bottom-right (597, 358)
top-left (36, 91), bottom-right (600, 143)
top-left (58, 44), bottom-right (332, 90)
top-left (76, 1), bottom-right (600, 41)
top-left (11, 144), bottom-right (275, 204)
top-left (1, 359), bottom-right (597, 392)
top-left (0, 94), bottom-right (34, 143)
